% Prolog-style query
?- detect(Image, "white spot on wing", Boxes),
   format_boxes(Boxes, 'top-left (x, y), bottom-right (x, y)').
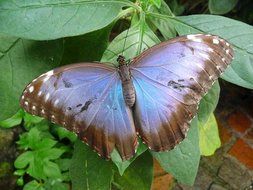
top-left (28, 86), bottom-right (34, 93)
top-left (208, 47), bottom-right (214, 52)
top-left (45, 70), bottom-right (54, 76)
top-left (54, 99), bottom-right (59, 106)
top-left (45, 93), bottom-right (50, 101)
top-left (213, 38), bottom-right (219, 44)
top-left (32, 78), bottom-right (37, 83)
top-left (222, 58), bottom-right (226, 62)
top-left (38, 91), bottom-right (42, 96)
top-left (41, 109), bottom-right (45, 114)
top-left (32, 106), bottom-right (36, 110)
top-left (21, 95), bottom-right (25, 100)
top-left (24, 101), bottom-right (28, 106)
top-left (199, 52), bottom-right (210, 60)
top-left (226, 42), bottom-right (230, 46)
top-left (187, 34), bottom-right (202, 42)
top-left (226, 49), bottom-right (230, 54)
top-left (216, 65), bottom-right (222, 71)
top-left (43, 76), bottom-right (50, 83)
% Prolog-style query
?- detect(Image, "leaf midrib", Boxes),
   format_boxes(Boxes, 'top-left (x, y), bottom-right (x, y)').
top-left (147, 12), bottom-right (253, 55)
top-left (0, 0), bottom-right (133, 10)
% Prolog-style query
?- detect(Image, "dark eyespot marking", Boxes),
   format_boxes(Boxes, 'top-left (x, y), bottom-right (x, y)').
top-left (80, 100), bottom-right (92, 112)
top-left (178, 79), bottom-right (184, 82)
top-left (179, 52), bottom-right (185, 58)
top-left (63, 79), bottom-right (73, 88)
top-left (167, 80), bottom-right (185, 91)
top-left (76, 104), bottom-right (82, 107)
top-left (67, 107), bottom-right (72, 110)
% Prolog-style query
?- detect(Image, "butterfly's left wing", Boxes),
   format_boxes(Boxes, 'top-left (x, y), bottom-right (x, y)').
top-left (130, 34), bottom-right (234, 151)
top-left (20, 63), bottom-right (137, 160)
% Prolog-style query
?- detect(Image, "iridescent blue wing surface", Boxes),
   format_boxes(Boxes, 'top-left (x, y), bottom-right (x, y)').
top-left (20, 63), bottom-right (137, 160)
top-left (130, 34), bottom-right (234, 151)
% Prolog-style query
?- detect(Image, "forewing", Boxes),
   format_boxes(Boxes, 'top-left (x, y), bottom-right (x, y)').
top-left (20, 63), bottom-right (137, 160)
top-left (131, 34), bottom-right (234, 151)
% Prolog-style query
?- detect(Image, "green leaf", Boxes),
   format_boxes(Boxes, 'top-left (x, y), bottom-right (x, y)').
top-left (0, 35), bottom-right (64, 120)
top-left (150, 0), bottom-right (162, 9)
top-left (23, 180), bottom-right (44, 190)
top-left (113, 151), bottom-right (153, 190)
top-left (35, 138), bottom-right (57, 150)
top-left (37, 148), bottom-right (65, 161)
top-left (17, 177), bottom-right (24, 186)
top-left (0, 0), bottom-right (132, 40)
top-left (52, 125), bottom-right (77, 143)
top-left (209, 0), bottom-right (238, 15)
top-left (147, 1), bottom-right (177, 39)
top-left (56, 159), bottom-right (71, 172)
top-left (167, 0), bottom-right (185, 16)
top-left (49, 181), bottom-right (69, 190)
top-left (27, 128), bottom-right (42, 149)
top-left (101, 21), bottom-right (160, 64)
top-left (69, 140), bottom-right (113, 190)
top-left (111, 140), bottom-right (147, 175)
top-left (23, 113), bottom-right (44, 129)
top-left (0, 109), bottom-right (24, 128)
top-left (197, 82), bottom-right (221, 156)
top-left (43, 160), bottom-right (62, 179)
top-left (199, 114), bottom-right (221, 156)
top-left (14, 169), bottom-right (26, 176)
top-left (26, 153), bottom-right (47, 180)
top-left (61, 26), bottom-right (112, 65)
top-left (152, 118), bottom-right (200, 185)
top-left (174, 15), bottom-right (253, 89)
top-left (198, 82), bottom-right (220, 124)
top-left (14, 151), bottom-right (33, 169)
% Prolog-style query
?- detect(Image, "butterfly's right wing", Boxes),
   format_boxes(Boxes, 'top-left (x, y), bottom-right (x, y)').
top-left (20, 63), bottom-right (137, 160)
top-left (130, 34), bottom-right (234, 151)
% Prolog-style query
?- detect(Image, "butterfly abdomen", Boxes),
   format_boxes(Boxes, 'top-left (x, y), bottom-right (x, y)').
top-left (118, 56), bottom-right (136, 107)
top-left (122, 80), bottom-right (136, 107)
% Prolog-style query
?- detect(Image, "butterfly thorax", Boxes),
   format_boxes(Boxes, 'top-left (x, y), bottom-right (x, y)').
top-left (117, 55), bottom-right (136, 107)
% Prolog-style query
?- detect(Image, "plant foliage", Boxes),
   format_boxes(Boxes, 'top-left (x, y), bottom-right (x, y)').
top-left (0, 0), bottom-right (252, 189)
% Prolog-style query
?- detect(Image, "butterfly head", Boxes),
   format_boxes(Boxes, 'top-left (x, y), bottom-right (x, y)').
top-left (117, 55), bottom-right (127, 66)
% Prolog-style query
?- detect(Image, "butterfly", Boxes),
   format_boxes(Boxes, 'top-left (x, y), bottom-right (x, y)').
top-left (20, 34), bottom-right (234, 160)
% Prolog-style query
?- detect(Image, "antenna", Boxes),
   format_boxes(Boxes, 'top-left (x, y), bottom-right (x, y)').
top-left (121, 25), bottom-right (130, 57)
top-left (120, 13), bottom-right (134, 65)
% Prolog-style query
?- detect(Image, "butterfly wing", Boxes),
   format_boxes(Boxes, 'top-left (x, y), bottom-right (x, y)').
top-left (20, 63), bottom-right (137, 160)
top-left (130, 34), bottom-right (234, 151)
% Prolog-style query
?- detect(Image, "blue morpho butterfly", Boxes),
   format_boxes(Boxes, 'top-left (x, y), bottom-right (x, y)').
top-left (20, 34), bottom-right (234, 160)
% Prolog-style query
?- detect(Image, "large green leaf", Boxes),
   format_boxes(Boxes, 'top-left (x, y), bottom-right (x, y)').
top-left (197, 82), bottom-right (221, 155)
top-left (0, 0), bottom-right (133, 40)
top-left (61, 26), bottom-right (112, 64)
top-left (174, 15), bottom-right (253, 89)
top-left (198, 82), bottom-right (220, 125)
top-left (0, 35), bottom-right (64, 120)
top-left (0, 109), bottom-right (24, 128)
top-left (111, 140), bottom-right (147, 175)
top-left (152, 118), bottom-right (200, 185)
top-left (147, 1), bottom-right (177, 39)
top-left (209, 0), bottom-right (238, 15)
top-left (199, 113), bottom-right (221, 156)
top-left (69, 140), bottom-right (113, 190)
top-left (113, 151), bottom-right (153, 190)
top-left (101, 21), bottom-right (160, 64)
